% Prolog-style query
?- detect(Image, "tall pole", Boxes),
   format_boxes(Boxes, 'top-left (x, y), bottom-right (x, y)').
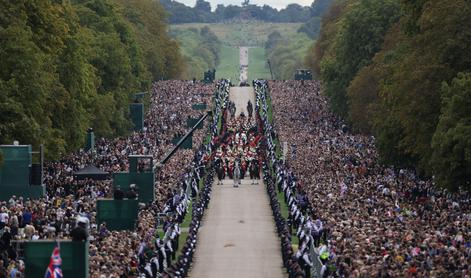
top-left (155, 110), bottom-right (212, 168)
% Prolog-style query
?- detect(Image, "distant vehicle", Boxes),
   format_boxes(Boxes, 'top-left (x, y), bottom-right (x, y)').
top-left (294, 69), bottom-right (312, 80)
top-left (203, 69), bottom-right (216, 84)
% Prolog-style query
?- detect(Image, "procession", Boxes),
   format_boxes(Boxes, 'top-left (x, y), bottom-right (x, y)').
top-left (1, 0), bottom-right (469, 276)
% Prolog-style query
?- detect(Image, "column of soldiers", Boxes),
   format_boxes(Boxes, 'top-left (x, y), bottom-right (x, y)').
top-left (140, 145), bottom-right (210, 278)
top-left (255, 80), bottom-right (324, 278)
top-left (162, 171), bottom-right (214, 278)
top-left (262, 162), bottom-right (305, 278)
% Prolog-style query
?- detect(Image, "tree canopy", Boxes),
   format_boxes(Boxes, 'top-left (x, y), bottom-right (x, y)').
top-left (0, 0), bottom-right (183, 159)
top-left (308, 0), bottom-right (471, 190)
top-left (160, 0), bottom-right (313, 24)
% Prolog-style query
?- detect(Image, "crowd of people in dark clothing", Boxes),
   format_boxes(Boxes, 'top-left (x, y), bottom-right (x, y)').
top-left (0, 80), bottom-right (217, 277)
top-left (265, 80), bottom-right (470, 277)
top-left (2, 75), bottom-right (469, 277)
top-left (254, 80), bottom-right (309, 278)
top-left (139, 79), bottom-right (230, 278)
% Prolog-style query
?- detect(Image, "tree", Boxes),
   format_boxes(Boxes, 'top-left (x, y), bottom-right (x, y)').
top-left (310, 0), bottom-right (471, 188)
top-left (260, 5), bottom-right (278, 21)
top-left (214, 4), bottom-right (225, 21)
top-left (195, 0), bottom-right (211, 13)
top-left (373, 0), bottom-right (471, 173)
top-left (114, 0), bottom-right (183, 80)
top-left (0, 1), bottom-right (72, 157)
top-left (319, 0), bottom-right (401, 117)
top-left (266, 32), bottom-right (312, 80)
top-left (0, 0), bottom-right (180, 159)
top-left (305, 2), bottom-right (345, 76)
top-left (298, 16), bottom-right (321, 39)
top-left (171, 26), bottom-right (221, 79)
top-left (265, 31), bottom-right (282, 51)
top-left (310, 0), bottom-right (335, 17)
top-left (431, 73), bottom-right (471, 191)
top-left (278, 4), bottom-right (311, 23)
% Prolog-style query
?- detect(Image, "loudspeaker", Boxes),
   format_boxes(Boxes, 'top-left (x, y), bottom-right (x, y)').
top-left (30, 163), bottom-right (42, 185)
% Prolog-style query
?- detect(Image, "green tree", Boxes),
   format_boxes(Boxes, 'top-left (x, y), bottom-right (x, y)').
top-left (431, 73), bottom-right (471, 191)
top-left (312, 0), bottom-right (471, 187)
top-left (0, 1), bottom-right (71, 157)
top-left (115, 0), bottom-right (183, 80)
top-left (310, 0), bottom-right (335, 17)
top-left (298, 16), bottom-right (321, 39)
top-left (266, 32), bottom-right (312, 79)
top-left (195, 0), bottom-right (211, 13)
top-left (374, 0), bottom-right (471, 172)
top-left (320, 0), bottom-right (401, 117)
top-left (305, 2), bottom-right (346, 76)
top-left (265, 31), bottom-right (282, 51)
top-left (0, 0), bottom-right (183, 159)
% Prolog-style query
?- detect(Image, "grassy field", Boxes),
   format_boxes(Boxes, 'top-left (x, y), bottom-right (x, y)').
top-left (248, 47), bottom-right (271, 81)
top-left (214, 46), bottom-right (271, 82)
top-left (170, 21), bottom-right (312, 81)
top-left (170, 27), bottom-right (220, 79)
top-left (216, 46), bottom-right (239, 82)
top-left (266, 33), bottom-right (313, 80)
top-left (170, 21), bottom-right (303, 47)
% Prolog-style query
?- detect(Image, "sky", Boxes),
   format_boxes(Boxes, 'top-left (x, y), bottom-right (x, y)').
top-left (176, 0), bottom-right (313, 11)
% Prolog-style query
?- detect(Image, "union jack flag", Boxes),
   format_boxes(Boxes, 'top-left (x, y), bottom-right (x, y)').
top-left (44, 243), bottom-right (63, 278)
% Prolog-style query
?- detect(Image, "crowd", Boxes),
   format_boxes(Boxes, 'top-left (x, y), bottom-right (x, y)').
top-left (2, 76), bottom-right (468, 277)
top-left (140, 79), bottom-right (229, 278)
top-left (254, 80), bottom-right (306, 278)
top-left (160, 170), bottom-right (215, 278)
top-left (266, 80), bottom-right (471, 277)
top-left (0, 80), bottom-right (216, 277)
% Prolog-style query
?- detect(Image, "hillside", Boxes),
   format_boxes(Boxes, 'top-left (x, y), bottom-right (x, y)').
top-left (170, 22), bottom-right (303, 47)
top-left (171, 22), bottom-right (311, 80)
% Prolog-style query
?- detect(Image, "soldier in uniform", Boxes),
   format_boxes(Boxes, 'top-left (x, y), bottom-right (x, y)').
top-left (247, 100), bottom-right (253, 118)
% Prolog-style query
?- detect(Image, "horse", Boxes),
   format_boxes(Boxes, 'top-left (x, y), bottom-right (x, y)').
top-left (233, 160), bottom-right (241, 187)
top-left (249, 159), bottom-right (259, 184)
top-left (216, 160), bottom-right (225, 185)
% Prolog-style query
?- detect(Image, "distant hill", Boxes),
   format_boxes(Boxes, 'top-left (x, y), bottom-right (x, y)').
top-left (169, 0), bottom-right (336, 80)
top-left (161, 0), bottom-right (335, 39)
top-left (170, 21), bottom-right (303, 47)
top-left (171, 21), bottom-right (312, 80)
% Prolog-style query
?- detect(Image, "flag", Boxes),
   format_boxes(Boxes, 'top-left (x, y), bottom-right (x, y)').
top-left (44, 243), bottom-right (63, 278)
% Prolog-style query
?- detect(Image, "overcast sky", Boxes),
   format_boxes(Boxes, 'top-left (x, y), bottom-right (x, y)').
top-left (176, 0), bottom-right (313, 11)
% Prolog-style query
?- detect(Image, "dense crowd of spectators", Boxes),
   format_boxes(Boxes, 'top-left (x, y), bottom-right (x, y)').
top-left (141, 79), bottom-right (229, 278)
top-left (0, 80), bottom-right (214, 277)
top-left (267, 80), bottom-right (470, 277)
top-left (254, 79), bottom-right (306, 278)
top-left (2, 77), bottom-right (469, 277)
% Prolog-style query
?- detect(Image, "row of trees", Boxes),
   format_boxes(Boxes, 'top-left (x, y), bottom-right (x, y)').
top-left (170, 27), bottom-right (222, 79)
top-left (298, 0), bottom-right (335, 39)
top-left (160, 0), bottom-right (313, 24)
top-left (0, 0), bottom-right (183, 159)
top-left (265, 31), bottom-right (312, 80)
top-left (306, 0), bottom-right (471, 190)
